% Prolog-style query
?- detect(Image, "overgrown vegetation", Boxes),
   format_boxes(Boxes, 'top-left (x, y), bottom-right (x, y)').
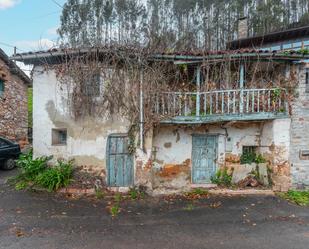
top-left (278, 190), bottom-right (309, 206)
top-left (211, 168), bottom-right (232, 187)
top-left (240, 152), bottom-right (267, 164)
top-left (12, 151), bottom-right (73, 192)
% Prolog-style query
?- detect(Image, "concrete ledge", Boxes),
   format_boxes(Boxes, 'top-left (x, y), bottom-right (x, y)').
top-left (59, 188), bottom-right (95, 195)
top-left (209, 189), bottom-right (275, 196)
top-left (191, 184), bottom-right (218, 189)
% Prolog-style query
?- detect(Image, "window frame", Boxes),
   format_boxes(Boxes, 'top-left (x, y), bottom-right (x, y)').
top-left (51, 128), bottom-right (68, 146)
top-left (0, 79), bottom-right (4, 98)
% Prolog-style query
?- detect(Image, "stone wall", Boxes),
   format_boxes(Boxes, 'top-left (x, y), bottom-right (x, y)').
top-left (290, 63), bottom-right (309, 189)
top-left (0, 58), bottom-right (28, 144)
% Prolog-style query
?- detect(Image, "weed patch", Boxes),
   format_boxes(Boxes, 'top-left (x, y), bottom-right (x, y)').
top-left (128, 187), bottom-right (146, 200)
top-left (278, 190), bottom-right (309, 206)
top-left (95, 189), bottom-right (105, 199)
top-left (211, 167), bottom-right (232, 187)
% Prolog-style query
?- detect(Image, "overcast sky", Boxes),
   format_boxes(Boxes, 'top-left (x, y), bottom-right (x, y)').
top-left (0, 0), bottom-right (66, 56)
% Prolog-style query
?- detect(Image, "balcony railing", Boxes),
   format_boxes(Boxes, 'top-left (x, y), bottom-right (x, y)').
top-left (153, 88), bottom-right (289, 123)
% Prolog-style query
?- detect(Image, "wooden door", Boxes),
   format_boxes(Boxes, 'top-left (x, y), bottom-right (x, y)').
top-left (107, 134), bottom-right (133, 187)
top-left (192, 135), bottom-right (217, 184)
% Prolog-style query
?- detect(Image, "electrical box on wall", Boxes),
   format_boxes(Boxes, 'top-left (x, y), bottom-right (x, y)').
top-left (226, 137), bottom-right (233, 152)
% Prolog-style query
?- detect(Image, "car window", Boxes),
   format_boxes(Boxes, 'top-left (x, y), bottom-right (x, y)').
top-left (0, 139), bottom-right (9, 148)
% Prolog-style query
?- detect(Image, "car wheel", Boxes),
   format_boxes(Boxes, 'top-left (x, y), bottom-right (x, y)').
top-left (2, 159), bottom-right (16, 170)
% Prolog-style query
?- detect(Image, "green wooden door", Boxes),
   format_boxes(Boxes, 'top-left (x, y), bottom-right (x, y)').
top-left (192, 135), bottom-right (217, 184)
top-left (107, 134), bottom-right (133, 187)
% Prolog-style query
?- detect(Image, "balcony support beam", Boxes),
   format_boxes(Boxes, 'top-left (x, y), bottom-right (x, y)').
top-left (239, 63), bottom-right (245, 113)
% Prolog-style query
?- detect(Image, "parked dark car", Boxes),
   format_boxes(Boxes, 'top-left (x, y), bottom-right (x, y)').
top-left (0, 137), bottom-right (21, 170)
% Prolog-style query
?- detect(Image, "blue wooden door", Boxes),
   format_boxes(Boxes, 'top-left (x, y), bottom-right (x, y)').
top-left (192, 135), bottom-right (217, 184)
top-left (107, 134), bottom-right (133, 187)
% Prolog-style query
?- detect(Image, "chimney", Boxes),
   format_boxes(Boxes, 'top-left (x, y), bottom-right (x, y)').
top-left (238, 17), bottom-right (248, 39)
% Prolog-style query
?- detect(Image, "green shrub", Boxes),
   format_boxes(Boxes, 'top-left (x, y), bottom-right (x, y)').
top-left (35, 160), bottom-right (73, 192)
top-left (211, 167), bottom-right (232, 187)
top-left (240, 152), bottom-right (267, 165)
top-left (14, 151), bottom-right (73, 192)
top-left (16, 150), bottom-right (52, 181)
top-left (255, 154), bottom-right (267, 164)
top-left (240, 151), bottom-right (256, 164)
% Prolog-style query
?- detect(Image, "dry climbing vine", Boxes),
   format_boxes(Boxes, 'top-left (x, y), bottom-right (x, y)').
top-left (43, 47), bottom-right (298, 137)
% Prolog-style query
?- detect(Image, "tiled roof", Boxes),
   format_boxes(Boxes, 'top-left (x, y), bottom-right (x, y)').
top-left (227, 25), bottom-right (309, 50)
top-left (10, 46), bottom-right (309, 65)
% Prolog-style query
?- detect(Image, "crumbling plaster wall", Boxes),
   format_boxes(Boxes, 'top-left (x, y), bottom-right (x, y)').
top-left (151, 123), bottom-right (264, 191)
top-left (0, 59), bottom-right (28, 144)
top-left (290, 63), bottom-right (309, 189)
top-left (33, 67), bottom-right (131, 179)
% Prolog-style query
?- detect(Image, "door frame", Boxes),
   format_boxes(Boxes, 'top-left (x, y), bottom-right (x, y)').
top-left (191, 134), bottom-right (219, 184)
top-left (106, 133), bottom-right (134, 187)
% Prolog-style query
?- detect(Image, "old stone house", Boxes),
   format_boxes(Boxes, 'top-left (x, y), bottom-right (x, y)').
top-left (228, 23), bottom-right (309, 189)
top-left (11, 25), bottom-right (309, 194)
top-left (0, 48), bottom-right (31, 144)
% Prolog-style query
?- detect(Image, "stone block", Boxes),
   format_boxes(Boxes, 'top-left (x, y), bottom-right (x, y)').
top-left (258, 163), bottom-right (269, 186)
top-left (231, 163), bottom-right (256, 184)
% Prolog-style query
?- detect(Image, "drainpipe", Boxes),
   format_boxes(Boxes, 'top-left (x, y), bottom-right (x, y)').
top-left (196, 65), bottom-right (201, 117)
top-left (139, 62), bottom-right (144, 150)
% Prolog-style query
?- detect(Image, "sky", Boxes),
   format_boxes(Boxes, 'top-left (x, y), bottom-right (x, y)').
top-left (0, 0), bottom-right (67, 56)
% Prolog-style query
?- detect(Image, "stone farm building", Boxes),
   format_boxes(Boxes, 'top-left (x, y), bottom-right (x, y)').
top-left (12, 25), bottom-right (309, 194)
top-left (0, 48), bottom-right (31, 145)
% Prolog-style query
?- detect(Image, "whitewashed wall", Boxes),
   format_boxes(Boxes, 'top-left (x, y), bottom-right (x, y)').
top-left (32, 67), bottom-right (130, 174)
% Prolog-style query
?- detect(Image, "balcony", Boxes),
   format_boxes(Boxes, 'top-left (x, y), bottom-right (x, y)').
top-left (153, 88), bottom-right (289, 124)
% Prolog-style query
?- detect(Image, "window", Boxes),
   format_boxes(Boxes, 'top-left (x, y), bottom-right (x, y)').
top-left (306, 68), bottom-right (309, 93)
top-left (85, 73), bottom-right (101, 97)
top-left (52, 129), bottom-right (67, 145)
top-left (242, 146), bottom-right (257, 155)
top-left (0, 79), bottom-right (4, 97)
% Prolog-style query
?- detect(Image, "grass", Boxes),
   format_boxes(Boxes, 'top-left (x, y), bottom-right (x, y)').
top-left (185, 188), bottom-right (209, 199)
top-left (114, 193), bottom-right (122, 202)
top-left (278, 190), bottom-right (309, 206)
top-left (184, 203), bottom-right (194, 211)
top-left (95, 189), bottom-right (105, 199)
